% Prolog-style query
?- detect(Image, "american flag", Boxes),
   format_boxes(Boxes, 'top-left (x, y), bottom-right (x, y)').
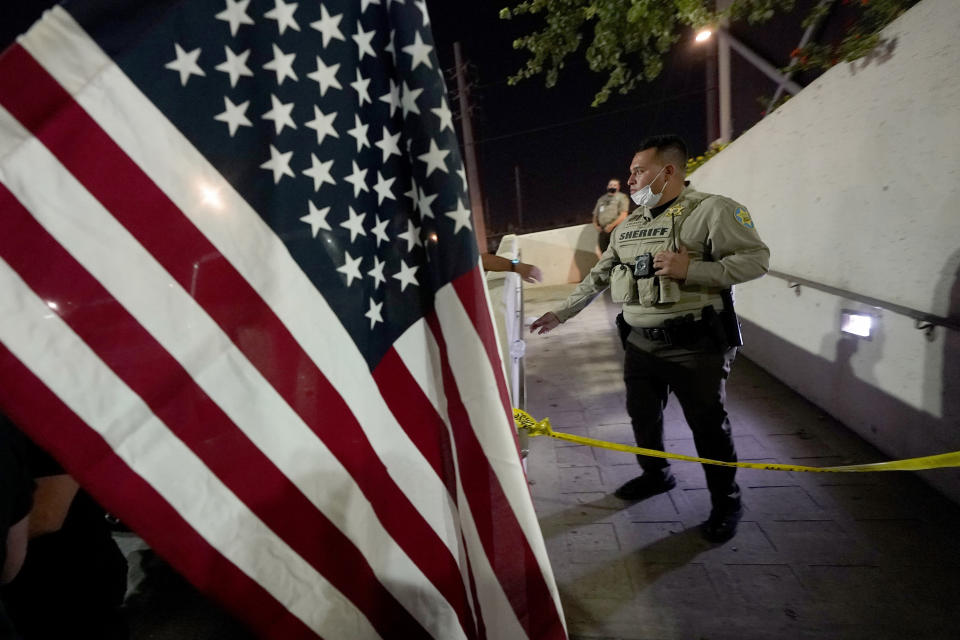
top-left (0, 1), bottom-right (566, 638)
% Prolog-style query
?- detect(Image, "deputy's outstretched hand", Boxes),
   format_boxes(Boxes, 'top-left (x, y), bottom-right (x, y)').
top-left (530, 312), bottom-right (560, 335)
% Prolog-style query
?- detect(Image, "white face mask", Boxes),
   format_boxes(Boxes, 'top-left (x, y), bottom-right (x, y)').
top-left (630, 166), bottom-right (667, 207)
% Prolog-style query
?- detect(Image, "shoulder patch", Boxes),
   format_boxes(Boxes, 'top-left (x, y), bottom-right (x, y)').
top-left (734, 207), bottom-right (755, 229)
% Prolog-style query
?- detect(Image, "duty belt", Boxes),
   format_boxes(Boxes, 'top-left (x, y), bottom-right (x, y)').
top-left (637, 318), bottom-right (707, 346)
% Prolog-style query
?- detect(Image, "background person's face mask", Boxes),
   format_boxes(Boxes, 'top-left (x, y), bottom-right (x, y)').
top-left (631, 166), bottom-right (667, 207)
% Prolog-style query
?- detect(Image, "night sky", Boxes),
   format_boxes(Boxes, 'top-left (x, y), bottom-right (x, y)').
top-left (3, 0), bottom-right (837, 242)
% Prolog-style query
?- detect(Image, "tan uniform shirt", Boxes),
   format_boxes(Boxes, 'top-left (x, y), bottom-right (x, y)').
top-left (592, 192), bottom-right (630, 227)
top-left (555, 186), bottom-right (770, 328)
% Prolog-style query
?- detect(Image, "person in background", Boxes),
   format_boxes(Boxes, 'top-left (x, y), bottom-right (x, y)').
top-left (1, 416), bottom-right (33, 640)
top-left (592, 178), bottom-right (631, 254)
top-left (0, 413), bottom-right (129, 640)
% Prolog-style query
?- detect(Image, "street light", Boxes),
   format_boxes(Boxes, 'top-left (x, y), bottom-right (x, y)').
top-left (696, 24), bottom-right (731, 144)
top-left (696, 26), bottom-right (723, 143)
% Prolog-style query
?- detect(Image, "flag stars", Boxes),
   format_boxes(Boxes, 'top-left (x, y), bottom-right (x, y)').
top-left (307, 56), bottom-right (341, 96)
top-left (344, 161), bottom-right (369, 197)
top-left (214, 97), bottom-right (252, 137)
top-left (384, 33), bottom-right (397, 65)
top-left (302, 154), bottom-right (335, 191)
top-left (350, 69), bottom-right (372, 106)
top-left (374, 126), bottom-right (402, 163)
top-left (215, 0), bottom-right (254, 37)
top-left (402, 31), bottom-right (433, 70)
top-left (379, 79), bottom-right (400, 118)
top-left (370, 216), bottom-right (390, 248)
top-left (337, 251), bottom-right (363, 286)
top-left (416, 184), bottom-right (437, 219)
top-left (262, 94), bottom-right (297, 134)
top-left (263, 44), bottom-right (297, 85)
top-left (372, 172), bottom-right (396, 205)
top-left (397, 219), bottom-right (422, 252)
top-left (310, 6), bottom-right (345, 47)
top-left (417, 139), bottom-right (450, 177)
top-left (414, 0), bottom-right (430, 26)
top-left (260, 145), bottom-right (295, 183)
top-left (393, 259), bottom-right (419, 292)
top-left (400, 81), bottom-right (423, 117)
top-left (305, 106), bottom-right (338, 145)
top-left (165, 43), bottom-right (205, 86)
top-left (346, 115), bottom-right (370, 153)
top-left (340, 206), bottom-right (367, 243)
top-left (404, 181), bottom-right (417, 204)
top-left (353, 25), bottom-right (377, 60)
top-left (215, 46), bottom-right (253, 87)
top-left (367, 255), bottom-right (387, 288)
top-left (300, 201), bottom-right (331, 237)
top-left (445, 198), bottom-right (473, 234)
top-left (431, 98), bottom-right (454, 133)
top-left (264, 0), bottom-right (300, 35)
top-left (364, 298), bottom-right (384, 329)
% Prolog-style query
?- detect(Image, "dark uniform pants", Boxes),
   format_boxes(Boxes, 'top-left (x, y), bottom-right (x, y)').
top-left (623, 334), bottom-right (741, 511)
top-left (598, 230), bottom-right (612, 253)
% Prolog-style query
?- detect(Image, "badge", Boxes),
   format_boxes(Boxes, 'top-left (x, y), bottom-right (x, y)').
top-left (665, 203), bottom-right (684, 217)
top-left (734, 207), bottom-right (754, 229)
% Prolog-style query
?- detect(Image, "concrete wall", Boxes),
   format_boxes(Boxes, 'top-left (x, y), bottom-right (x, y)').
top-left (504, 226), bottom-right (600, 286)
top-left (690, 0), bottom-right (960, 502)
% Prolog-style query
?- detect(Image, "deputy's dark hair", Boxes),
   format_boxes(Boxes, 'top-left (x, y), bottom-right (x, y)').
top-left (637, 134), bottom-right (688, 174)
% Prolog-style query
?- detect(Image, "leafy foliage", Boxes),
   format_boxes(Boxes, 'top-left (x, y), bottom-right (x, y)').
top-left (786, 0), bottom-right (915, 73)
top-left (500, 0), bottom-right (916, 107)
top-left (685, 140), bottom-right (729, 175)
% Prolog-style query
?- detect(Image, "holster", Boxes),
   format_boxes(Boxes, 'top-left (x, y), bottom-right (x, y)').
top-left (615, 313), bottom-right (631, 350)
top-left (720, 289), bottom-right (744, 347)
top-left (700, 305), bottom-right (729, 350)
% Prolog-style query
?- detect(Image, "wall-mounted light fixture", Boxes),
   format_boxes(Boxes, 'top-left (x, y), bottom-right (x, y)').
top-left (840, 310), bottom-right (876, 339)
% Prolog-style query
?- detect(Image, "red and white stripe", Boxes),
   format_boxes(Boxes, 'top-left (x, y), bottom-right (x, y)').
top-left (0, 7), bottom-right (566, 640)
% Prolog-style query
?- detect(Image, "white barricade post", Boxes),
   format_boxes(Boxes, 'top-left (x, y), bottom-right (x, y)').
top-left (487, 235), bottom-right (528, 464)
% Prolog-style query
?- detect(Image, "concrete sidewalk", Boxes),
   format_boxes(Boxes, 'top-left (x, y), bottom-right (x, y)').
top-left (522, 284), bottom-right (960, 640)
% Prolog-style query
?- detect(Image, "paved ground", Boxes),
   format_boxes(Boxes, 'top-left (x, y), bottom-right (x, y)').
top-left (522, 284), bottom-right (960, 640)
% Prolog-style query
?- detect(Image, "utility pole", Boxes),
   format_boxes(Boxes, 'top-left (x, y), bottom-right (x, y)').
top-left (514, 164), bottom-right (523, 231)
top-left (706, 39), bottom-right (718, 144)
top-left (716, 0), bottom-right (733, 143)
top-left (453, 41), bottom-right (488, 254)
top-left (717, 30), bottom-right (733, 142)
top-left (706, 0), bottom-right (809, 143)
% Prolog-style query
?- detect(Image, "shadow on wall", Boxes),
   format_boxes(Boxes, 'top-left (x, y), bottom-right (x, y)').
top-left (740, 314), bottom-right (960, 504)
top-left (847, 36), bottom-right (899, 76)
top-left (817, 297), bottom-right (886, 408)
top-left (930, 248), bottom-right (960, 450)
top-left (570, 225), bottom-right (599, 283)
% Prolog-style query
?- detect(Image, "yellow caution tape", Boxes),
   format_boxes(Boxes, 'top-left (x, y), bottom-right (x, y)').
top-left (513, 408), bottom-right (960, 473)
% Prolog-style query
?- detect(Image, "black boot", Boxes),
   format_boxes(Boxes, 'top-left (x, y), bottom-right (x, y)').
top-left (700, 501), bottom-right (743, 543)
top-left (613, 471), bottom-right (676, 501)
